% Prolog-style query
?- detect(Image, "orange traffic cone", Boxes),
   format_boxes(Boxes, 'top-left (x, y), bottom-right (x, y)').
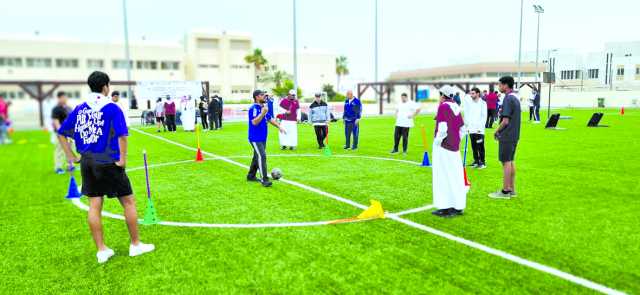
top-left (195, 148), bottom-right (204, 162)
top-left (621, 106), bottom-right (625, 116)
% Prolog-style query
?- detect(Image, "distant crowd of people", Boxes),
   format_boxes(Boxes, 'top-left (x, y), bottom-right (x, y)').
top-left (150, 95), bottom-right (224, 133)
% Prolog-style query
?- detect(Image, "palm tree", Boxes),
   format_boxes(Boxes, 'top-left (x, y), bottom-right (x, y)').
top-left (261, 70), bottom-right (292, 88)
top-left (244, 48), bottom-right (268, 90)
top-left (335, 56), bottom-right (349, 93)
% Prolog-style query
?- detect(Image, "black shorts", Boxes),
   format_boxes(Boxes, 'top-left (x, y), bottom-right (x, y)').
top-left (155, 116), bottom-right (164, 122)
top-left (81, 157), bottom-right (133, 198)
top-left (499, 141), bottom-right (518, 163)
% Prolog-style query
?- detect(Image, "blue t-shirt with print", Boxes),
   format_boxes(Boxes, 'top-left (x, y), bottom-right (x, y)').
top-left (58, 101), bottom-right (128, 163)
top-left (248, 103), bottom-right (271, 142)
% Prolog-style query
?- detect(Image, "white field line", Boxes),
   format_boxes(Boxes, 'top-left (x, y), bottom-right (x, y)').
top-left (128, 128), bottom-right (625, 295)
top-left (70, 198), bottom-right (367, 228)
top-left (391, 205), bottom-right (435, 216)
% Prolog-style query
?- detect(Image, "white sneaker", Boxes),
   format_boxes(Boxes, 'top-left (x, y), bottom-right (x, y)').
top-left (129, 242), bottom-right (155, 257)
top-left (96, 248), bottom-right (115, 264)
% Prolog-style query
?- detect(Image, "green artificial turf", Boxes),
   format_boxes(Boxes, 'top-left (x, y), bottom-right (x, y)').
top-left (0, 108), bottom-right (638, 294)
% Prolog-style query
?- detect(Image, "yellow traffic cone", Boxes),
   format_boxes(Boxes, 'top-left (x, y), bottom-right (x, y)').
top-left (357, 200), bottom-right (385, 219)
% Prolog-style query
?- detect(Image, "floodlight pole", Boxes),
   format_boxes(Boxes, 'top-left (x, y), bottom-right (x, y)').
top-left (292, 0), bottom-right (299, 93)
top-left (534, 7), bottom-right (542, 83)
top-left (517, 0), bottom-right (524, 90)
top-left (122, 0), bottom-right (133, 104)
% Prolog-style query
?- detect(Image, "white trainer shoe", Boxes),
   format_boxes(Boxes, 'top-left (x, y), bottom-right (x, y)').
top-left (97, 248), bottom-right (115, 264)
top-left (129, 242), bottom-right (155, 257)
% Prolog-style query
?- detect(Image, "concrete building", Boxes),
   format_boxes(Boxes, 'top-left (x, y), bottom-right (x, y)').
top-left (0, 30), bottom-right (337, 102)
top-left (390, 41), bottom-right (640, 92)
top-left (388, 62), bottom-right (544, 83)
top-left (387, 41), bottom-right (640, 108)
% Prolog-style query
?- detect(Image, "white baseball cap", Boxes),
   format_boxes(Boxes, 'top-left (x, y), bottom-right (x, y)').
top-left (288, 89), bottom-right (296, 96)
top-left (439, 85), bottom-right (456, 99)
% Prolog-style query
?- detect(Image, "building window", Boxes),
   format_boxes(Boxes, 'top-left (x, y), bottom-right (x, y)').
top-left (197, 38), bottom-right (219, 49)
top-left (560, 70), bottom-right (581, 80)
top-left (636, 65), bottom-right (640, 79)
top-left (112, 60), bottom-right (133, 69)
top-left (0, 57), bottom-right (22, 67)
top-left (230, 40), bottom-right (250, 50)
top-left (136, 60), bottom-right (158, 70)
top-left (231, 64), bottom-right (250, 69)
top-left (161, 61), bottom-right (180, 70)
top-left (198, 64), bottom-right (219, 69)
top-left (588, 69), bottom-right (599, 79)
top-left (55, 58), bottom-right (79, 68)
top-left (87, 59), bottom-right (104, 69)
top-left (26, 57), bottom-right (52, 68)
top-left (616, 66), bottom-right (624, 80)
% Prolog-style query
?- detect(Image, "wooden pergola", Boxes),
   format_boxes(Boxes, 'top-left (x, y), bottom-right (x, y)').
top-left (0, 80), bottom-right (210, 127)
top-left (357, 81), bottom-right (542, 114)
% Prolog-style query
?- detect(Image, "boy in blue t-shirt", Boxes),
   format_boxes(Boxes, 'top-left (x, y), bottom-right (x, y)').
top-left (57, 71), bottom-right (154, 264)
top-left (247, 89), bottom-right (285, 187)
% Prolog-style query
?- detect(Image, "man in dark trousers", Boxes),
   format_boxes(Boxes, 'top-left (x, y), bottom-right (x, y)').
top-left (485, 91), bottom-right (498, 128)
top-left (57, 71), bottom-right (154, 263)
top-left (208, 95), bottom-right (221, 130)
top-left (489, 76), bottom-right (522, 199)
top-left (533, 90), bottom-right (541, 123)
top-left (164, 96), bottom-right (177, 132)
top-left (198, 96), bottom-right (209, 130)
top-left (217, 96), bottom-right (224, 129)
top-left (309, 93), bottom-right (331, 149)
top-left (343, 90), bottom-right (362, 150)
top-left (247, 90), bottom-right (286, 187)
top-left (51, 91), bottom-right (72, 174)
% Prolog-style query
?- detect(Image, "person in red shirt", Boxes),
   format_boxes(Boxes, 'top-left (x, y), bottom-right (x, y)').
top-left (164, 96), bottom-right (177, 132)
top-left (485, 91), bottom-right (498, 128)
top-left (278, 90), bottom-right (300, 150)
top-left (0, 96), bottom-right (10, 144)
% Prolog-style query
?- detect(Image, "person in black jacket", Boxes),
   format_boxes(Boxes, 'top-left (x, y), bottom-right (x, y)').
top-left (217, 96), bottom-right (223, 129)
top-left (208, 95), bottom-right (222, 130)
top-left (198, 96), bottom-right (209, 130)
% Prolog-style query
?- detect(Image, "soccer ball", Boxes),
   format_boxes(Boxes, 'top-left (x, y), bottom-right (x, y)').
top-left (271, 168), bottom-right (283, 180)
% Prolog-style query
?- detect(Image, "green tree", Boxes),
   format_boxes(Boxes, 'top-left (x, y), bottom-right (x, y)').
top-left (244, 48), bottom-right (268, 90)
top-left (335, 55), bottom-right (349, 93)
top-left (322, 84), bottom-right (336, 99)
top-left (260, 70), bottom-right (292, 88)
top-left (272, 79), bottom-right (302, 98)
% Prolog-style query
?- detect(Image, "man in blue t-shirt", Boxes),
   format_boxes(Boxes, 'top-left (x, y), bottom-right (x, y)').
top-left (247, 89), bottom-right (285, 187)
top-left (343, 90), bottom-right (362, 150)
top-left (57, 71), bottom-right (154, 264)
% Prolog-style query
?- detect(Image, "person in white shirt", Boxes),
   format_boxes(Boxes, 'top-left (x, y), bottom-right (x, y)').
top-left (391, 93), bottom-right (421, 155)
top-left (463, 87), bottom-right (488, 169)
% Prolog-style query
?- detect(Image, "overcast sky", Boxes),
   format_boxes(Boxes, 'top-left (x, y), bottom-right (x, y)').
top-left (2, 0), bottom-right (639, 88)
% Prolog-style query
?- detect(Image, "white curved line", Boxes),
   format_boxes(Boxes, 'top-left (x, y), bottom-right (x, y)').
top-left (70, 198), bottom-right (367, 228)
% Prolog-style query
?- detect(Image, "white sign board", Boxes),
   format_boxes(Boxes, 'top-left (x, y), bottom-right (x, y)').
top-left (136, 80), bottom-right (202, 102)
top-left (136, 81), bottom-right (203, 131)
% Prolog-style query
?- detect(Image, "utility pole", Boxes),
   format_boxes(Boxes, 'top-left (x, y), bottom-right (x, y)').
top-left (374, 0), bottom-right (379, 82)
top-left (517, 0), bottom-right (524, 90)
top-left (292, 0), bottom-right (299, 93)
top-left (122, 0), bottom-right (134, 107)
